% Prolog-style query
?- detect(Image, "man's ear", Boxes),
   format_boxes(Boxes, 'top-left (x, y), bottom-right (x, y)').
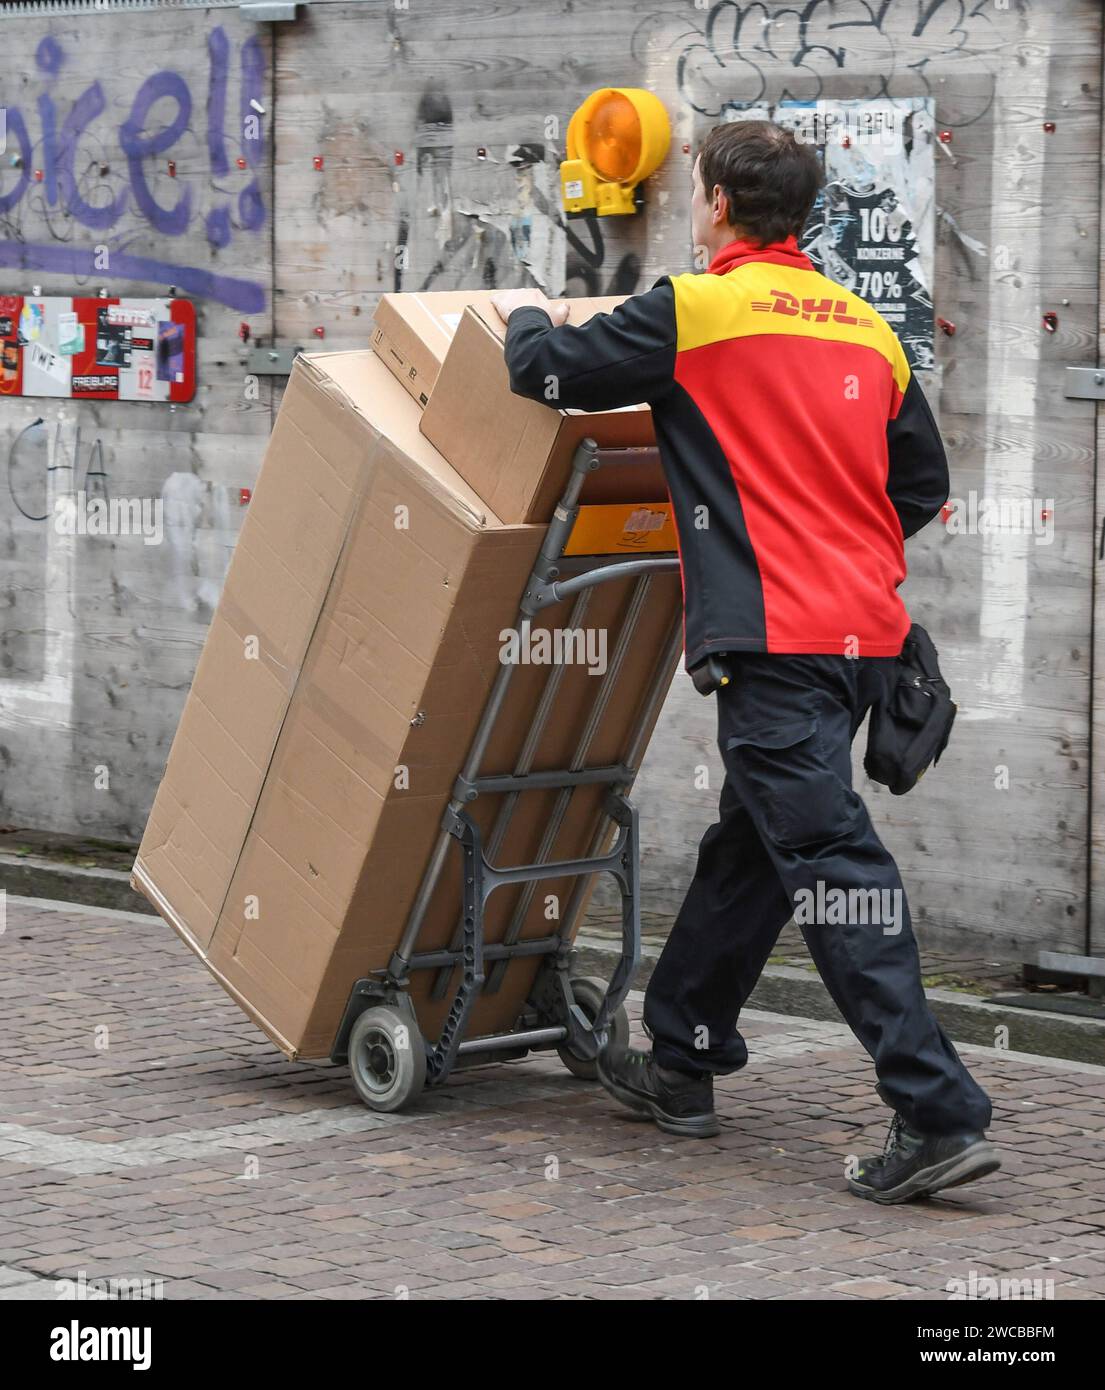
top-left (712, 185), bottom-right (730, 228)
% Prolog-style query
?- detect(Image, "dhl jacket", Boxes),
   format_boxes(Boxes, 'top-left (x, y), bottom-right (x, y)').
top-left (503, 235), bottom-right (949, 669)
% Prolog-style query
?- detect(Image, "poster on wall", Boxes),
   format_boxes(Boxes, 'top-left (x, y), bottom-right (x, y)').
top-left (748, 99), bottom-right (936, 371)
top-left (0, 296), bottom-right (196, 402)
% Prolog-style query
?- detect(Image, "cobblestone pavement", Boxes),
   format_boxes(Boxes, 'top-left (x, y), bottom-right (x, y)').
top-left (1, 896), bottom-right (1103, 1301)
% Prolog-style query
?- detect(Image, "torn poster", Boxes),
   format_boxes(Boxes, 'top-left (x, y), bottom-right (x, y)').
top-left (748, 99), bottom-right (936, 371)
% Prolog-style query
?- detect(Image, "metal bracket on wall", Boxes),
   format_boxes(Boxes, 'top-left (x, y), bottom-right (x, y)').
top-left (247, 346), bottom-right (303, 376)
top-left (1064, 367), bottom-right (1105, 400)
top-left (1038, 950), bottom-right (1105, 979)
top-left (240, 1), bottom-right (301, 19)
top-left (1033, 950), bottom-right (1105, 1000)
top-left (0, 0), bottom-right (294, 16)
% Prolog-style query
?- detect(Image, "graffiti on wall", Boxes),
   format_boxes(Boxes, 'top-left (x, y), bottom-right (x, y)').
top-left (394, 89), bottom-right (644, 301)
top-left (634, 0), bottom-right (1005, 122)
top-left (0, 29), bottom-right (267, 312)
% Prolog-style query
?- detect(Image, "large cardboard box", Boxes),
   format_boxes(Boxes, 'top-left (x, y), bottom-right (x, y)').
top-left (371, 289), bottom-right (627, 409)
top-left (421, 307), bottom-right (665, 524)
top-left (134, 347), bottom-right (681, 1059)
top-left (373, 290), bottom-right (667, 524)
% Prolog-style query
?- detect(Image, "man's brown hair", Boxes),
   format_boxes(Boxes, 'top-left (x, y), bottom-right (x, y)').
top-left (698, 119), bottom-right (824, 246)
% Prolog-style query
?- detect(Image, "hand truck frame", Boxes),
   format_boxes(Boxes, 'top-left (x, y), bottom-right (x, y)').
top-left (329, 438), bottom-right (681, 1111)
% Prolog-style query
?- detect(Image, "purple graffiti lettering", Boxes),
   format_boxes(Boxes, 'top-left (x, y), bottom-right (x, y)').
top-left (206, 205), bottom-right (232, 248)
top-left (0, 109), bottom-right (32, 215)
top-left (118, 71), bottom-right (193, 235)
top-left (0, 240), bottom-right (265, 314)
top-left (238, 182), bottom-right (264, 231)
top-left (36, 35), bottom-right (63, 75)
top-left (207, 27), bottom-right (230, 178)
top-left (36, 93), bottom-right (59, 205)
top-left (58, 83), bottom-right (129, 230)
top-left (1, 27), bottom-right (268, 308)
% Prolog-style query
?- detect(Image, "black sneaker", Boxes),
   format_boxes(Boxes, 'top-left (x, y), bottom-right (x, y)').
top-left (596, 1046), bottom-right (720, 1138)
top-left (848, 1113), bottom-right (1000, 1204)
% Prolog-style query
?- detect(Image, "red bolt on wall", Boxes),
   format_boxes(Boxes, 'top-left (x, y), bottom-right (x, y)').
top-left (1043, 121), bottom-right (1056, 134)
top-left (682, 143), bottom-right (691, 154)
top-left (34, 168), bottom-right (44, 182)
top-left (313, 325), bottom-right (325, 339)
top-left (941, 503), bottom-right (954, 524)
top-left (1043, 312), bottom-right (1058, 333)
top-left (394, 151), bottom-right (404, 166)
top-left (938, 130), bottom-right (953, 144)
top-left (313, 155), bottom-right (324, 171)
top-left (237, 156), bottom-right (247, 170)
top-left (167, 160), bottom-right (176, 177)
top-left (936, 317), bottom-right (956, 336)
top-left (841, 135), bottom-right (852, 149)
top-left (239, 488), bottom-right (251, 507)
top-left (1040, 508), bottom-right (1052, 522)
top-left (476, 147), bottom-right (487, 160)
top-left (238, 322), bottom-right (251, 343)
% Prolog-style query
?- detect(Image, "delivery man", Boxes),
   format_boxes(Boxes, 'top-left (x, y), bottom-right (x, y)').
top-left (491, 119), bottom-right (998, 1205)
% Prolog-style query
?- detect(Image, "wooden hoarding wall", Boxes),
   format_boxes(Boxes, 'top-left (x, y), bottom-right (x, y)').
top-left (0, 0), bottom-right (1100, 960)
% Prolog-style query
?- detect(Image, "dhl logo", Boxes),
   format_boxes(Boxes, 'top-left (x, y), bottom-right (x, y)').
top-left (750, 289), bottom-right (874, 327)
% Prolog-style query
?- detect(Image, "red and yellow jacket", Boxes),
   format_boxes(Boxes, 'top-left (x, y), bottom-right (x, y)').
top-left (504, 236), bottom-right (949, 669)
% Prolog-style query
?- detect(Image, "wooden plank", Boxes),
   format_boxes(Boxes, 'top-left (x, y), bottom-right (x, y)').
top-left (1092, 6), bottom-right (1105, 960)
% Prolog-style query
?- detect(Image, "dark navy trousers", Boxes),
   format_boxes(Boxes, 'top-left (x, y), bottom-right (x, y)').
top-left (643, 653), bottom-right (992, 1136)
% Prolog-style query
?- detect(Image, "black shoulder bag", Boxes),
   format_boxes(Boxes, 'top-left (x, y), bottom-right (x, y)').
top-left (864, 624), bottom-right (957, 796)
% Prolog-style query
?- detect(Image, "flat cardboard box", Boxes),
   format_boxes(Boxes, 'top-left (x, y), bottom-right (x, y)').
top-left (134, 348), bottom-right (681, 1060)
top-left (372, 289), bottom-right (628, 409)
top-left (421, 306), bottom-right (666, 524)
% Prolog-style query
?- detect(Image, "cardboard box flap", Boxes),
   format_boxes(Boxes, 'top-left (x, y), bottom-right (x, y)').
top-left (299, 349), bottom-right (496, 528)
top-left (371, 290), bottom-right (632, 409)
top-left (421, 307), bottom-right (661, 523)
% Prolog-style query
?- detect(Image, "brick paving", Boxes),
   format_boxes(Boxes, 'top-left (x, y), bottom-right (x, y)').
top-left (1, 895), bottom-right (1103, 1301)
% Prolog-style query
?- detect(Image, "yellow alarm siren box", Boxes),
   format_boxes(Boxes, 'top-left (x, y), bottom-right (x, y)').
top-left (560, 88), bottom-right (671, 216)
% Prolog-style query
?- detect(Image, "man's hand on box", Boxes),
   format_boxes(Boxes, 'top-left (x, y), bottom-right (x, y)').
top-left (491, 289), bottom-right (570, 327)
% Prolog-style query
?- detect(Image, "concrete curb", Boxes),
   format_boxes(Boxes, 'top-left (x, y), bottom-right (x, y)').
top-left (573, 935), bottom-right (1105, 1068)
top-left (0, 853), bottom-right (155, 915)
top-left (5, 860), bottom-right (1100, 1066)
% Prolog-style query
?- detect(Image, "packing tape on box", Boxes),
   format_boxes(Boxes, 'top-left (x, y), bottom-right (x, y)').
top-left (216, 595), bottom-right (301, 696)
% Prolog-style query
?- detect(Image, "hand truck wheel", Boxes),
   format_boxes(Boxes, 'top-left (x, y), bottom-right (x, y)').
top-left (557, 975), bottom-right (630, 1081)
top-left (348, 1005), bottom-right (427, 1112)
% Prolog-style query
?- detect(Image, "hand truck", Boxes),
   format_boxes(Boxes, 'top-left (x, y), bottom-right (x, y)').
top-left (329, 438), bottom-right (682, 1111)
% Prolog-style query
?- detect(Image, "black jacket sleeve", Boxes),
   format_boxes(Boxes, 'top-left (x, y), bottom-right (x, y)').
top-left (503, 281), bottom-right (678, 412)
top-left (886, 373), bottom-right (950, 538)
